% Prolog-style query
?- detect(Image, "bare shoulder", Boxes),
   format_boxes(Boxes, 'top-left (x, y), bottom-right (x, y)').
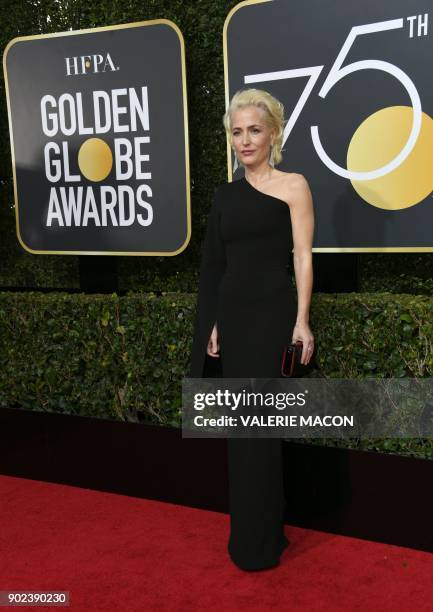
top-left (283, 172), bottom-right (313, 208)
top-left (271, 171), bottom-right (311, 207)
top-left (282, 171), bottom-right (309, 189)
top-left (274, 170), bottom-right (307, 188)
top-left (279, 174), bottom-right (314, 246)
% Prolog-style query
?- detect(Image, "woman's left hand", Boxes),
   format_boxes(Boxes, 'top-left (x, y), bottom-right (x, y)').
top-left (292, 322), bottom-right (315, 365)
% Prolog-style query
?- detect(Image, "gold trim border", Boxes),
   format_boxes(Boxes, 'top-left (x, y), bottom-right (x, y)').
top-left (2, 18), bottom-right (191, 256)
top-left (222, 0), bottom-right (433, 253)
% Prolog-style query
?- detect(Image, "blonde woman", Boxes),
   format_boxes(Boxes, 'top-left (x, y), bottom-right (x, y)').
top-left (190, 88), bottom-right (314, 571)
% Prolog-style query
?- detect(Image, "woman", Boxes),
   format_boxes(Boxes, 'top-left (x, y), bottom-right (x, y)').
top-left (189, 88), bottom-right (314, 571)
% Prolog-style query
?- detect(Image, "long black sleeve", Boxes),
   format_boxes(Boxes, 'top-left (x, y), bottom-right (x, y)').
top-left (189, 186), bottom-right (226, 377)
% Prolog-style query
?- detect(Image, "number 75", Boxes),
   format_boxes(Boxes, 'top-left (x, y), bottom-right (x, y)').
top-left (243, 17), bottom-right (422, 180)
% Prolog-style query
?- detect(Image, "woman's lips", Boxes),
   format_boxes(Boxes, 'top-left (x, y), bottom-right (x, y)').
top-left (242, 150), bottom-right (255, 155)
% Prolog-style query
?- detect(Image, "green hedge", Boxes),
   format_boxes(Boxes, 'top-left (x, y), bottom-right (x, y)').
top-left (1, 290), bottom-right (433, 460)
top-left (0, 290), bottom-right (194, 425)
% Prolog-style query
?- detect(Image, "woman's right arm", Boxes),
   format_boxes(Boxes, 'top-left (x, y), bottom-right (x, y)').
top-left (194, 186), bottom-right (226, 359)
top-left (207, 323), bottom-right (220, 358)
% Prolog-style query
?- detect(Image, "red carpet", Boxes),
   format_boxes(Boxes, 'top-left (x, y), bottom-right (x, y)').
top-left (0, 474), bottom-right (432, 611)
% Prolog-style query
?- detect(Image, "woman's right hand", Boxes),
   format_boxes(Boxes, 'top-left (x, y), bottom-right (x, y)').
top-left (207, 323), bottom-right (220, 358)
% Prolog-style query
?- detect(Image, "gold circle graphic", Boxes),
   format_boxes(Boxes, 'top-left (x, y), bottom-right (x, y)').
top-left (78, 138), bottom-right (113, 182)
top-left (347, 106), bottom-right (433, 210)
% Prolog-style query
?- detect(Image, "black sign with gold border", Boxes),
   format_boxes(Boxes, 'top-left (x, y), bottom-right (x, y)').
top-left (223, 0), bottom-right (433, 252)
top-left (3, 19), bottom-right (190, 256)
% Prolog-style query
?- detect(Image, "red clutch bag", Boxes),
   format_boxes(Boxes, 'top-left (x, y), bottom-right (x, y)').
top-left (281, 340), bottom-right (304, 377)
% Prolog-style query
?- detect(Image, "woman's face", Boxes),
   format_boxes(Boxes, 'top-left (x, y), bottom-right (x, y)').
top-left (231, 106), bottom-right (275, 168)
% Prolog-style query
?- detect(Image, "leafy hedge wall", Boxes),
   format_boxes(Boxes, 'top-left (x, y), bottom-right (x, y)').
top-left (1, 290), bottom-right (433, 460)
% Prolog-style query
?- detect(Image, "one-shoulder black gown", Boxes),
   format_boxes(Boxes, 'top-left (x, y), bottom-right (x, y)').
top-left (189, 176), bottom-right (296, 570)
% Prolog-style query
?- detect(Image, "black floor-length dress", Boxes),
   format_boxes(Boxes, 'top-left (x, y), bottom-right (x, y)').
top-left (189, 175), bottom-right (296, 570)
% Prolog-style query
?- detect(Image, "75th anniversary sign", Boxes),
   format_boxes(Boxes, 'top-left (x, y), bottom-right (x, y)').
top-left (3, 19), bottom-right (190, 255)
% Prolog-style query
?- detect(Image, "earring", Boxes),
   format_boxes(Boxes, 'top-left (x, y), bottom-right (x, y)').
top-left (233, 149), bottom-right (239, 173)
top-left (269, 144), bottom-right (275, 168)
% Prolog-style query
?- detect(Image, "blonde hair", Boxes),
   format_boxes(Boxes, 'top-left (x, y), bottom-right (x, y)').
top-left (222, 88), bottom-right (285, 166)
